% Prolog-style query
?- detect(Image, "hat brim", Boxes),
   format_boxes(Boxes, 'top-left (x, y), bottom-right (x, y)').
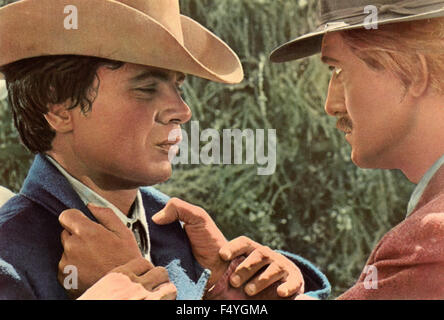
top-left (0, 0), bottom-right (243, 84)
top-left (270, 8), bottom-right (444, 63)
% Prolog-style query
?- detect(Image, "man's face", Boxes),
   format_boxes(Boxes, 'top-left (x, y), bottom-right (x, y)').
top-left (68, 63), bottom-right (191, 189)
top-left (321, 32), bottom-right (418, 169)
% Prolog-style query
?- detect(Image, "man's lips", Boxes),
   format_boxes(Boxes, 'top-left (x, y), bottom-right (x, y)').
top-left (156, 136), bottom-right (182, 153)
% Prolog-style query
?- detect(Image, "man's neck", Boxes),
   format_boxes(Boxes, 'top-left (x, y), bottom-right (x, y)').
top-left (46, 152), bottom-right (137, 216)
top-left (397, 99), bottom-right (444, 184)
top-left (398, 137), bottom-right (444, 184)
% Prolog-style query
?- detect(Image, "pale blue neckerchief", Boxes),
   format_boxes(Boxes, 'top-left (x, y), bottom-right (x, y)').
top-left (45, 155), bottom-right (151, 261)
top-left (406, 153), bottom-right (444, 218)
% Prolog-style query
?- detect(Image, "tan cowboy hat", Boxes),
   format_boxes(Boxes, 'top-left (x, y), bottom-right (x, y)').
top-left (0, 0), bottom-right (244, 84)
top-left (270, 0), bottom-right (444, 63)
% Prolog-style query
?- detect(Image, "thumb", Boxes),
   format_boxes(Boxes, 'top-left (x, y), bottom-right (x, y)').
top-left (59, 208), bottom-right (92, 234)
top-left (87, 203), bottom-right (127, 234)
top-left (152, 198), bottom-right (206, 226)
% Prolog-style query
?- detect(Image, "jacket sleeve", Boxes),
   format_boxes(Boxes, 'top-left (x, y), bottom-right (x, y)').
top-left (0, 258), bottom-right (36, 300)
top-left (278, 250), bottom-right (331, 299)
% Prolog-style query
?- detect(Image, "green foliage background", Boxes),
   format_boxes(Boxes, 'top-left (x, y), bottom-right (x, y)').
top-left (0, 0), bottom-right (414, 298)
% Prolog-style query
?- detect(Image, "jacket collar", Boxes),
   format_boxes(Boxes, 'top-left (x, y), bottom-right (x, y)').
top-left (20, 153), bottom-right (95, 221)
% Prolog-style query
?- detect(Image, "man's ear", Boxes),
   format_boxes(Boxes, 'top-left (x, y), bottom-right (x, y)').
top-left (44, 103), bottom-right (73, 133)
top-left (410, 54), bottom-right (430, 98)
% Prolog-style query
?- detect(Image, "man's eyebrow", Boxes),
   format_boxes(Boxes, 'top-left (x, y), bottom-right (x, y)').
top-left (129, 70), bottom-right (171, 83)
top-left (321, 55), bottom-right (341, 64)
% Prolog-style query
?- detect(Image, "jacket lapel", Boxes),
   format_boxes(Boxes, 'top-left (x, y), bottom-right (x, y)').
top-left (20, 154), bottom-right (96, 221)
top-left (140, 187), bottom-right (205, 283)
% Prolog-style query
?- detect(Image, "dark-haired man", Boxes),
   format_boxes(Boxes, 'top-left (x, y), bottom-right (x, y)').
top-left (0, 0), bottom-right (330, 300)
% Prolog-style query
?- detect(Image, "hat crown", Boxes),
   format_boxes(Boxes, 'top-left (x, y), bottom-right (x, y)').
top-left (320, 0), bottom-right (444, 25)
top-left (118, 0), bottom-right (184, 44)
top-left (271, 0), bottom-right (444, 62)
top-left (321, 0), bottom-right (401, 15)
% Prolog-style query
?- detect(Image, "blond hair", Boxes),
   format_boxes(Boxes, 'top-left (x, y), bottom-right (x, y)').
top-left (341, 17), bottom-right (444, 94)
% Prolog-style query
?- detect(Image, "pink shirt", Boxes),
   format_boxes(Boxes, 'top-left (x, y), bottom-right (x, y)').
top-left (339, 162), bottom-right (444, 299)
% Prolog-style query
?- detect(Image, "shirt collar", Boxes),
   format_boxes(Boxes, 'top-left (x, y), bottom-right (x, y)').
top-left (45, 155), bottom-right (151, 260)
top-left (406, 153), bottom-right (444, 218)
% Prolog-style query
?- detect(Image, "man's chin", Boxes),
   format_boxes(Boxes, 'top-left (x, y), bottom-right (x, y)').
top-left (350, 148), bottom-right (373, 169)
top-left (115, 166), bottom-right (173, 188)
top-left (141, 166), bottom-right (173, 186)
top-left (350, 149), bottom-right (391, 170)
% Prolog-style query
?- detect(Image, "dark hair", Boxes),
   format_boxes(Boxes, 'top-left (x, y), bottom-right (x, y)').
top-left (0, 55), bottom-right (124, 153)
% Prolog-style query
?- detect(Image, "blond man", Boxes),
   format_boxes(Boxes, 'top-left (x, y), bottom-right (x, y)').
top-left (269, 0), bottom-right (444, 299)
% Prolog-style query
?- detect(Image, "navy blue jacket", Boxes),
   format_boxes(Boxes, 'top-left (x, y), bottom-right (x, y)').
top-left (0, 154), bottom-right (330, 299)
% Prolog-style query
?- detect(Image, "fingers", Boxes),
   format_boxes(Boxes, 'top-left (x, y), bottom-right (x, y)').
top-left (78, 273), bottom-right (150, 300)
top-left (146, 282), bottom-right (177, 300)
top-left (59, 205), bottom-right (128, 238)
top-left (221, 236), bottom-right (305, 298)
top-left (137, 266), bottom-right (170, 290)
top-left (243, 263), bottom-right (288, 296)
top-left (151, 198), bottom-right (207, 226)
top-left (76, 257), bottom-right (177, 300)
top-left (110, 257), bottom-right (154, 277)
top-left (57, 252), bottom-right (69, 285)
top-left (239, 253), bottom-right (304, 297)
top-left (59, 209), bottom-right (99, 235)
top-left (60, 229), bottom-right (70, 248)
top-left (229, 245), bottom-right (273, 289)
top-left (110, 263), bottom-right (177, 300)
top-left (219, 236), bottom-right (259, 261)
top-left (277, 272), bottom-right (305, 297)
top-left (87, 203), bottom-right (128, 234)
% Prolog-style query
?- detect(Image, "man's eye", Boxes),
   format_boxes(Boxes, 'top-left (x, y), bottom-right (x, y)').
top-left (137, 87), bottom-right (157, 93)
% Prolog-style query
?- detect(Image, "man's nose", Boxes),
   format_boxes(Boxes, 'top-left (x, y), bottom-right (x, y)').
top-left (157, 90), bottom-right (192, 125)
top-left (324, 76), bottom-right (346, 117)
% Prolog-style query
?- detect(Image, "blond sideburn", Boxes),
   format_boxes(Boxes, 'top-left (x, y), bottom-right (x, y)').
top-left (341, 17), bottom-right (444, 94)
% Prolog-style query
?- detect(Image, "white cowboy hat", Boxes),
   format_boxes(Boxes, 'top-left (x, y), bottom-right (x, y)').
top-left (0, 0), bottom-right (244, 84)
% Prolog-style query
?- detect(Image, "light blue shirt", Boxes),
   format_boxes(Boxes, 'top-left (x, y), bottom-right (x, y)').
top-left (406, 153), bottom-right (444, 218)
